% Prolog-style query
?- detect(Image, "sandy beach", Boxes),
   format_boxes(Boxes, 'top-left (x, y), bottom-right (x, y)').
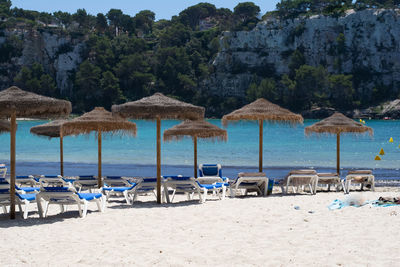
top-left (1, 188), bottom-right (400, 266)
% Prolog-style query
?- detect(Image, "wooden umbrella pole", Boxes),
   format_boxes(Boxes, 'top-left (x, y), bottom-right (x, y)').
top-left (259, 119), bottom-right (263, 173)
top-left (194, 136), bottom-right (197, 178)
top-left (98, 130), bottom-right (102, 188)
top-left (156, 117), bottom-right (161, 204)
top-left (10, 110), bottom-right (16, 220)
top-left (336, 133), bottom-right (340, 175)
top-left (60, 134), bottom-right (64, 177)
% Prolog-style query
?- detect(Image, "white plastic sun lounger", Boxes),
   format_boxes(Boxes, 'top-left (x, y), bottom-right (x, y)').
top-left (345, 170), bottom-right (375, 192)
top-left (164, 176), bottom-right (204, 203)
top-left (36, 186), bottom-right (105, 218)
top-left (316, 173), bottom-right (345, 193)
top-left (281, 170), bottom-right (318, 195)
top-left (0, 179), bottom-right (36, 219)
top-left (132, 177), bottom-right (170, 203)
top-left (230, 172), bottom-right (270, 197)
top-left (102, 177), bottom-right (141, 205)
top-left (196, 176), bottom-right (227, 201)
top-left (73, 175), bottom-right (100, 192)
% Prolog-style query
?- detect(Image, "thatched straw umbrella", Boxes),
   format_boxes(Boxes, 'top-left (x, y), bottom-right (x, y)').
top-left (164, 120), bottom-right (227, 178)
top-left (305, 112), bottom-right (373, 174)
top-left (0, 120), bottom-right (11, 133)
top-left (112, 93), bottom-right (205, 203)
top-left (63, 107), bottom-right (137, 187)
top-left (222, 98), bottom-right (303, 172)
top-left (0, 86), bottom-right (71, 219)
top-left (30, 120), bottom-right (67, 176)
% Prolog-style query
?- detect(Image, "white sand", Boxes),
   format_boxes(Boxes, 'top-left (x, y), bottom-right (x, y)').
top-left (1, 190), bottom-right (400, 266)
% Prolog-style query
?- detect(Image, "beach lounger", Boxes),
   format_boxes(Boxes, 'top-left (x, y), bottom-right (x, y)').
top-left (38, 175), bottom-right (70, 187)
top-left (199, 164), bottom-right (228, 180)
top-left (164, 176), bottom-right (204, 203)
top-left (345, 170), bottom-right (375, 192)
top-left (316, 173), bottom-right (345, 193)
top-left (132, 177), bottom-right (169, 203)
top-left (36, 186), bottom-right (105, 218)
top-left (73, 175), bottom-right (100, 192)
top-left (6, 175), bottom-right (40, 193)
top-left (0, 180), bottom-right (36, 219)
top-left (280, 170), bottom-right (318, 195)
top-left (102, 177), bottom-right (141, 205)
top-left (229, 172), bottom-right (270, 197)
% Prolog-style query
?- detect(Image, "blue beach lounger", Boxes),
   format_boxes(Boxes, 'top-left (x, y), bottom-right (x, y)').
top-left (102, 177), bottom-right (141, 205)
top-left (5, 175), bottom-right (40, 193)
top-left (73, 175), bottom-right (100, 192)
top-left (198, 164), bottom-right (229, 182)
top-left (130, 177), bottom-right (170, 203)
top-left (0, 180), bottom-right (36, 219)
top-left (36, 186), bottom-right (105, 218)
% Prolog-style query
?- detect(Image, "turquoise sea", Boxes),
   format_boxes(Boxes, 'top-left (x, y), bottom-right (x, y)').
top-left (0, 119), bottom-right (399, 180)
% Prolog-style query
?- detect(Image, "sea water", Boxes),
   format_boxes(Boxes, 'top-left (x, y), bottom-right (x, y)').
top-left (0, 119), bottom-right (399, 179)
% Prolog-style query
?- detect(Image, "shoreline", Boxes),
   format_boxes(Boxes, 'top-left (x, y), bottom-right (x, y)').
top-left (2, 161), bottom-right (399, 180)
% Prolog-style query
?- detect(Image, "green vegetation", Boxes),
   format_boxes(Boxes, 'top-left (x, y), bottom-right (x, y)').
top-left (0, 1), bottom-right (398, 116)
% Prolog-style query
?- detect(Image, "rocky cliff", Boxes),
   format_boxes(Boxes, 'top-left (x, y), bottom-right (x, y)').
top-left (205, 9), bottom-right (400, 98)
top-left (0, 27), bottom-right (85, 94)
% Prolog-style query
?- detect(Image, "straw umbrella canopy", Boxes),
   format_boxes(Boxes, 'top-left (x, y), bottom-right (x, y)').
top-left (305, 112), bottom-right (373, 174)
top-left (164, 120), bottom-right (227, 178)
top-left (112, 93), bottom-right (205, 203)
top-left (0, 86), bottom-right (71, 219)
top-left (0, 120), bottom-right (11, 133)
top-left (30, 120), bottom-right (67, 176)
top-left (62, 107), bottom-right (137, 188)
top-left (222, 98), bottom-right (303, 172)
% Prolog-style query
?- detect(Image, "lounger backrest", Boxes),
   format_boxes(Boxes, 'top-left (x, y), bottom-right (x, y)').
top-left (104, 176), bottom-right (131, 187)
top-left (0, 179), bottom-right (9, 189)
top-left (199, 164), bottom-right (222, 178)
top-left (348, 170), bottom-right (372, 175)
top-left (77, 175), bottom-right (97, 180)
top-left (0, 164), bottom-right (7, 178)
top-left (289, 170), bottom-right (316, 175)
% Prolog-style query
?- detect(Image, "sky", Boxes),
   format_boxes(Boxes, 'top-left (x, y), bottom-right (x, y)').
top-left (11, 0), bottom-right (281, 20)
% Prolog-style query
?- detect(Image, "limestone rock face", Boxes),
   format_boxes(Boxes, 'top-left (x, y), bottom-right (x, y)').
top-left (208, 9), bottom-right (400, 98)
top-left (0, 28), bottom-right (85, 94)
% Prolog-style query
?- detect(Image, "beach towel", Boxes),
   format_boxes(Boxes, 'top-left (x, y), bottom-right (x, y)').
top-left (371, 197), bottom-right (400, 207)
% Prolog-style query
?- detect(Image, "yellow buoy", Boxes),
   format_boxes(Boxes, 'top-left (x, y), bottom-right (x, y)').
top-left (375, 155), bottom-right (381, 160)
top-left (359, 119), bottom-right (362, 122)
top-left (389, 137), bottom-right (394, 143)
top-left (379, 148), bottom-right (385, 155)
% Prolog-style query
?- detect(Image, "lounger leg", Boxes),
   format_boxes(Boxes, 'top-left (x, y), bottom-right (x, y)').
top-left (95, 198), bottom-right (101, 212)
top-left (371, 177), bottom-right (375, 191)
top-left (82, 201), bottom-right (88, 218)
top-left (230, 186), bottom-right (234, 198)
top-left (163, 184), bottom-right (170, 203)
top-left (36, 196), bottom-right (44, 218)
top-left (308, 184), bottom-right (313, 195)
top-left (60, 204), bottom-right (65, 213)
top-left (2, 205), bottom-right (6, 214)
top-left (123, 190), bottom-right (130, 205)
top-left (198, 188), bottom-right (204, 203)
top-left (202, 188), bottom-right (207, 202)
top-left (23, 200), bottom-right (29, 219)
top-left (44, 202), bottom-right (50, 218)
top-left (221, 186), bottom-right (226, 200)
top-left (77, 201), bottom-right (82, 218)
top-left (171, 190), bottom-right (176, 203)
